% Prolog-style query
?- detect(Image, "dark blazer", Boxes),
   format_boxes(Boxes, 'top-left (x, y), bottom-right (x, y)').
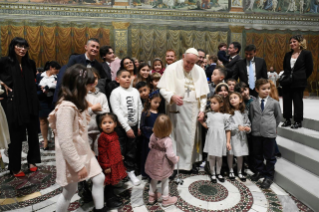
top-left (224, 54), bottom-right (241, 79)
top-left (232, 57), bottom-right (268, 86)
top-left (205, 64), bottom-right (216, 81)
top-left (283, 50), bottom-right (313, 88)
top-left (52, 65), bottom-right (67, 105)
top-left (66, 54), bottom-right (107, 79)
top-left (101, 62), bottom-right (112, 80)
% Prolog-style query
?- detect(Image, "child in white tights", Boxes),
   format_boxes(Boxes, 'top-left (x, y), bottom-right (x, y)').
top-left (48, 64), bottom-right (106, 212)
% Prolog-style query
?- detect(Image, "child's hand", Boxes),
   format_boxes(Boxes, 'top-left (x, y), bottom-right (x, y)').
top-left (91, 103), bottom-right (102, 112)
top-left (244, 126), bottom-right (251, 132)
top-left (78, 167), bottom-right (88, 180)
top-left (104, 168), bottom-right (111, 174)
top-left (238, 125), bottom-right (245, 131)
top-left (126, 129), bottom-right (135, 139)
top-left (138, 129), bottom-right (141, 136)
top-left (227, 143), bottom-right (232, 151)
top-left (122, 155), bottom-right (125, 160)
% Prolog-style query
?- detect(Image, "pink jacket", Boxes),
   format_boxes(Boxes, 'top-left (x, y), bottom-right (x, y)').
top-left (145, 134), bottom-right (178, 180)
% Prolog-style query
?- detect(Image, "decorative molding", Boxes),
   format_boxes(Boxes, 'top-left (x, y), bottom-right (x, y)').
top-left (112, 21), bottom-right (130, 29)
top-left (229, 25), bottom-right (245, 33)
top-left (230, 7), bottom-right (244, 12)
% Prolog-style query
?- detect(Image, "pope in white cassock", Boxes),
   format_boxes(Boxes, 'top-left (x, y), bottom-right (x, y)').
top-left (157, 48), bottom-right (209, 173)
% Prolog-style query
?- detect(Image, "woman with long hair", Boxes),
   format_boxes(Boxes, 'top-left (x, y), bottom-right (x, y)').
top-left (0, 37), bottom-right (41, 177)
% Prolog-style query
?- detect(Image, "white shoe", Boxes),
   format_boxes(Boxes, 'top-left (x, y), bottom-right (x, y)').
top-left (200, 161), bottom-right (206, 168)
top-left (127, 171), bottom-right (140, 186)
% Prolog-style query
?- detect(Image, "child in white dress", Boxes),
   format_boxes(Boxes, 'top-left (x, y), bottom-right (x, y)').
top-left (227, 92), bottom-right (251, 182)
top-left (0, 82), bottom-right (10, 166)
top-left (200, 94), bottom-right (231, 183)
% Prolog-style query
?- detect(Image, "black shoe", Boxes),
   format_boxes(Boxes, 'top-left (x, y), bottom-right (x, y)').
top-left (238, 173), bottom-right (246, 182)
top-left (217, 174), bottom-right (225, 182)
top-left (191, 164), bottom-right (199, 174)
top-left (275, 152), bottom-right (282, 158)
top-left (281, 120), bottom-right (291, 127)
top-left (260, 178), bottom-right (273, 189)
top-left (169, 170), bottom-right (177, 180)
top-left (93, 205), bottom-right (108, 212)
top-left (211, 175), bottom-right (217, 183)
top-left (251, 172), bottom-right (263, 182)
top-left (291, 122), bottom-right (302, 129)
top-left (106, 197), bottom-right (123, 208)
top-left (229, 172), bottom-right (235, 181)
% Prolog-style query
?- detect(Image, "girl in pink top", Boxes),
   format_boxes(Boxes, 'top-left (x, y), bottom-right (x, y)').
top-left (48, 64), bottom-right (107, 212)
top-left (145, 114), bottom-right (179, 207)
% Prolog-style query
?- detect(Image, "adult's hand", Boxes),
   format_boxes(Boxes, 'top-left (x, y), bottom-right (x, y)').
top-left (197, 111), bottom-right (205, 122)
top-left (0, 81), bottom-right (12, 96)
top-left (171, 95), bottom-right (183, 106)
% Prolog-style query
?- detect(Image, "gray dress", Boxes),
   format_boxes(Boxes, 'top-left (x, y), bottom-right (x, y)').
top-left (203, 112), bottom-right (230, 157)
top-left (227, 110), bottom-right (251, 157)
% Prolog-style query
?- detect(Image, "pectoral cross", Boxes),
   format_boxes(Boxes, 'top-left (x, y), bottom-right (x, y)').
top-left (185, 86), bottom-right (191, 97)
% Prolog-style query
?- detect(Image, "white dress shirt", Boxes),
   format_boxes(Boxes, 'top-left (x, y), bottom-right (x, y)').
top-left (258, 96), bottom-right (269, 109)
top-left (85, 53), bottom-right (93, 68)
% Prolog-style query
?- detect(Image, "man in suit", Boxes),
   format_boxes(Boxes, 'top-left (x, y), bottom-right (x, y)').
top-left (224, 42), bottom-right (241, 80)
top-left (232, 44), bottom-right (268, 97)
top-left (99, 45), bottom-right (114, 80)
top-left (66, 38), bottom-right (107, 79)
top-left (197, 49), bottom-right (206, 67)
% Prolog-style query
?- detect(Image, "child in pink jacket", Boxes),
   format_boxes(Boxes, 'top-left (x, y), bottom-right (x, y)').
top-left (145, 114), bottom-right (179, 207)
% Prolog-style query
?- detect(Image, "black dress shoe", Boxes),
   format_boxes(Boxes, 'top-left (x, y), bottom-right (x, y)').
top-left (229, 172), bottom-right (235, 181)
top-left (169, 170), bottom-right (177, 180)
top-left (251, 172), bottom-right (263, 182)
top-left (260, 178), bottom-right (273, 189)
top-left (275, 152), bottom-right (282, 158)
top-left (191, 164), bottom-right (199, 174)
top-left (93, 205), bottom-right (108, 212)
top-left (281, 120), bottom-right (291, 127)
top-left (217, 174), bottom-right (225, 182)
top-left (238, 173), bottom-right (246, 182)
top-left (291, 122), bottom-right (302, 129)
top-left (106, 197), bottom-right (123, 208)
top-left (211, 175), bottom-right (217, 183)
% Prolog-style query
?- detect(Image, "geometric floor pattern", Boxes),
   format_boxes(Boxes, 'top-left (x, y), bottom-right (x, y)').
top-left (0, 141), bottom-right (314, 212)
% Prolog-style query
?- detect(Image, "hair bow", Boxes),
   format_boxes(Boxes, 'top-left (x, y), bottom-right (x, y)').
top-left (79, 69), bottom-right (87, 78)
top-left (149, 89), bottom-right (160, 99)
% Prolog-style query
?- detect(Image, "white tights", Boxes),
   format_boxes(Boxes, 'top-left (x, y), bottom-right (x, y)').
top-left (56, 172), bottom-right (105, 212)
top-left (149, 178), bottom-right (169, 197)
top-left (227, 154), bottom-right (243, 173)
top-left (208, 155), bottom-right (222, 175)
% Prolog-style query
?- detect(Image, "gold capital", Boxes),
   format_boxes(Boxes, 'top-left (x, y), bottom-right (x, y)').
top-left (112, 22), bottom-right (130, 30)
top-left (229, 26), bottom-right (245, 33)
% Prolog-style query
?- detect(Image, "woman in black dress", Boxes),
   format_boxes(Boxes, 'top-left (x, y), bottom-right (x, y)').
top-left (0, 37), bottom-right (41, 176)
top-left (36, 61), bottom-right (60, 150)
top-left (281, 35), bottom-right (313, 129)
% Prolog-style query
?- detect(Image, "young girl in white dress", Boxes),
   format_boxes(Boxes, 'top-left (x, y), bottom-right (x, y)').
top-left (0, 82), bottom-right (10, 168)
top-left (200, 94), bottom-right (231, 183)
top-left (227, 92), bottom-right (251, 182)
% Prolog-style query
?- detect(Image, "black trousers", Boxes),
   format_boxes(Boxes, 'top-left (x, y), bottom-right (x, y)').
top-left (252, 136), bottom-right (277, 180)
top-left (115, 125), bottom-right (138, 172)
top-left (8, 115), bottom-right (41, 173)
top-left (282, 87), bottom-right (305, 122)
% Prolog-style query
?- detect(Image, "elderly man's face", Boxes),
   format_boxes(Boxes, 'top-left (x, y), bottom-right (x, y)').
top-left (197, 51), bottom-right (205, 65)
top-left (183, 53), bottom-right (198, 72)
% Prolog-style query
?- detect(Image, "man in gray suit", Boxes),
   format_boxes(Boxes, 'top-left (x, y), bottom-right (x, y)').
top-left (249, 78), bottom-right (282, 189)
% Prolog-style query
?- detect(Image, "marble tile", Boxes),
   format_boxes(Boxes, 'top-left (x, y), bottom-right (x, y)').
top-left (0, 199), bottom-right (5, 205)
top-left (178, 186), bottom-right (208, 209)
top-left (177, 175), bottom-right (208, 188)
top-left (7, 206), bottom-right (33, 212)
top-left (159, 204), bottom-right (184, 212)
top-left (277, 195), bottom-right (299, 212)
top-left (16, 192), bottom-right (42, 202)
top-left (32, 200), bottom-right (56, 211)
top-left (248, 209), bottom-right (258, 212)
top-left (244, 180), bottom-right (263, 193)
top-left (133, 205), bottom-right (148, 212)
top-left (251, 191), bottom-right (267, 201)
top-left (39, 183), bottom-right (61, 195)
top-left (222, 181), bottom-right (240, 193)
top-left (36, 203), bottom-right (57, 212)
top-left (131, 184), bottom-right (146, 208)
top-left (0, 198), bottom-right (16, 205)
top-left (251, 204), bottom-right (268, 212)
top-left (206, 191), bottom-right (241, 210)
top-left (271, 183), bottom-right (288, 196)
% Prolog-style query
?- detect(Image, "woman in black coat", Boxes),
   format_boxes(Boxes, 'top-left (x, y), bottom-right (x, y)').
top-left (0, 37), bottom-right (41, 176)
top-left (281, 35), bottom-right (313, 129)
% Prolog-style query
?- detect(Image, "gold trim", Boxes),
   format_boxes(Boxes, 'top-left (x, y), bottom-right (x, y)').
top-left (113, 2), bottom-right (129, 6)
top-left (112, 22), bottom-right (130, 29)
top-left (229, 7), bottom-right (244, 12)
top-left (229, 25), bottom-right (245, 33)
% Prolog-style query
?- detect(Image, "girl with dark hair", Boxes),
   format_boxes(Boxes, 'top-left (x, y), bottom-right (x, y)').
top-left (48, 64), bottom-right (107, 212)
top-left (36, 61), bottom-right (61, 150)
top-left (120, 57), bottom-right (137, 86)
top-left (133, 63), bottom-right (151, 87)
top-left (0, 37), bottom-right (41, 177)
top-left (152, 58), bottom-right (165, 75)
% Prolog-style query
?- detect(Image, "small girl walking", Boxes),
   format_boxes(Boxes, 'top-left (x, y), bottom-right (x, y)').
top-left (145, 114), bottom-right (179, 207)
top-left (140, 90), bottom-right (162, 179)
top-left (86, 68), bottom-right (110, 155)
top-left (227, 92), bottom-right (251, 182)
top-left (152, 58), bottom-right (165, 75)
top-left (200, 95), bottom-right (231, 183)
top-left (97, 113), bottom-right (127, 208)
top-left (48, 64), bottom-right (106, 212)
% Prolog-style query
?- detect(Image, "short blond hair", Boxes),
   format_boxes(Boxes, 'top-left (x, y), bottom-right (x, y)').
top-left (153, 114), bottom-right (173, 138)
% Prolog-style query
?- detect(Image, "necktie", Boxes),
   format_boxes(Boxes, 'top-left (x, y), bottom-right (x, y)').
top-left (249, 60), bottom-right (255, 90)
top-left (261, 99), bottom-right (264, 111)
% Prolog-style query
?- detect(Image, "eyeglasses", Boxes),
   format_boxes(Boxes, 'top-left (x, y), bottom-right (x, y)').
top-left (15, 45), bottom-right (29, 50)
top-left (124, 61), bottom-right (133, 65)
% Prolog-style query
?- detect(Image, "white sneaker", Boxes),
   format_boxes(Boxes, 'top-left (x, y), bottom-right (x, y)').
top-left (127, 171), bottom-right (140, 186)
top-left (200, 161), bottom-right (206, 168)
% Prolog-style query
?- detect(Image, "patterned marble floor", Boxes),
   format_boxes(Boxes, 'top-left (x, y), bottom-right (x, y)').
top-left (0, 141), bottom-right (314, 212)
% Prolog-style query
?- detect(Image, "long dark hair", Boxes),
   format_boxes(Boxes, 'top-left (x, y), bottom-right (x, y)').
top-left (58, 64), bottom-right (95, 112)
top-left (120, 56), bottom-right (137, 75)
top-left (228, 92), bottom-right (245, 115)
top-left (44, 61), bottom-right (61, 71)
top-left (8, 37), bottom-right (31, 64)
top-left (133, 63), bottom-right (151, 87)
top-left (143, 90), bottom-right (161, 117)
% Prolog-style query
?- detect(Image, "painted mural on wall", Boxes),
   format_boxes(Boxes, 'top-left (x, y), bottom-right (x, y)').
top-left (245, 0), bottom-right (318, 13)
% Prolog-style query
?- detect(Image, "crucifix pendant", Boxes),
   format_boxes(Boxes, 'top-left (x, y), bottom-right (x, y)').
top-left (185, 86), bottom-right (191, 97)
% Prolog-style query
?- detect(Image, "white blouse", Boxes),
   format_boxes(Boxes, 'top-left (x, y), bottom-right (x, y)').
top-left (290, 58), bottom-right (297, 69)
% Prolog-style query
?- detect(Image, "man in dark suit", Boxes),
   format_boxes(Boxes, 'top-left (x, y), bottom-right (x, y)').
top-left (224, 42), bottom-right (241, 80)
top-left (232, 44), bottom-right (268, 97)
top-left (99, 46), bottom-right (115, 80)
top-left (66, 38), bottom-right (106, 79)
